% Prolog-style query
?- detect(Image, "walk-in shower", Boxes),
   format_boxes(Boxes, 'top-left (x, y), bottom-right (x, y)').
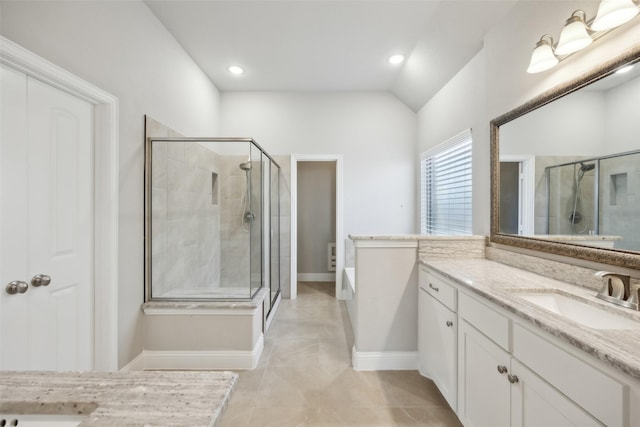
top-left (144, 137), bottom-right (281, 312)
top-left (546, 150), bottom-right (640, 251)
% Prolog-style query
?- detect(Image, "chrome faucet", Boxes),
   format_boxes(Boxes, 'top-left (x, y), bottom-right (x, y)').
top-left (595, 271), bottom-right (638, 311)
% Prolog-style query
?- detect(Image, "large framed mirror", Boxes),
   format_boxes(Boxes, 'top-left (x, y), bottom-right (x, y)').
top-left (491, 45), bottom-right (640, 270)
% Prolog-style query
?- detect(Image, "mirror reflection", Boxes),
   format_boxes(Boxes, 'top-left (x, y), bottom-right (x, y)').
top-left (498, 61), bottom-right (640, 252)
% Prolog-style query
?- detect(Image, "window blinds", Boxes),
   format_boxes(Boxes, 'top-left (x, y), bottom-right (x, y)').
top-left (420, 129), bottom-right (472, 235)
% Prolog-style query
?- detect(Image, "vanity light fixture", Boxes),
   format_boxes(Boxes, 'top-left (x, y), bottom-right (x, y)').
top-left (591, 0), bottom-right (639, 31)
top-left (526, 35), bottom-right (559, 74)
top-left (555, 10), bottom-right (592, 56)
top-left (388, 54), bottom-right (405, 65)
top-left (526, 0), bottom-right (640, 73)
top-left (228, 65), bottom-right (244, 75)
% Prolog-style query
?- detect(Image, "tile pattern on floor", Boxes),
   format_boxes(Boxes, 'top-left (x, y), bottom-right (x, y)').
top-left (218, 282), bottom-right (462, 427)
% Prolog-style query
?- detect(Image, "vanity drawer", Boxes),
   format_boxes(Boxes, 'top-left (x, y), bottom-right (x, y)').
top-left (513, 323), bottom-right (624, 427)
top-left (458, 292), bottom-right (510, 350)
top-left (420, 268), bottom-right (456, 311)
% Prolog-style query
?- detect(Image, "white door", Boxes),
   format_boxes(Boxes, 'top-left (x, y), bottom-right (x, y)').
top-left (1, 64), bottom-right (94, 370)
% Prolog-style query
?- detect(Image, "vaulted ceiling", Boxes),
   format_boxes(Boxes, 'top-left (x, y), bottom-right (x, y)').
top-left (146, 1), bottom-right (520, 110)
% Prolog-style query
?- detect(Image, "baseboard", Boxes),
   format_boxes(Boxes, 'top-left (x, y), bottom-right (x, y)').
top-left (351, 346), bottom-right (418, 371)
top-left (120, 334), bottom-right (264, 371)
top-left (297, 273), bottom-right (335, 282)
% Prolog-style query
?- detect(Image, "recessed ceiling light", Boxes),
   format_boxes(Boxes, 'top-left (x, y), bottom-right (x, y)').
top-left (388, 54), bottom-right (405, 65)
top-left (228, 65), bottom-right (244, 75)
top-left (615, 64), bottom-right (634, 74)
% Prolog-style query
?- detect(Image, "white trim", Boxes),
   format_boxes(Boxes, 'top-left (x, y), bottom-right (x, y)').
top-left (1, 37), bottom-right (119, 371)
top-left (500, 155), bottom-right (535, 235)
top-left (297, 273), bottom-right (336, 282)
top-left (120, 335), bottom-right (264, 371)
top-left (290, 154), bottom-right (344, 300)
top-left (351, 346), bottom-right (418, 371)
top-left (420, 128), bottom-right (472, 159)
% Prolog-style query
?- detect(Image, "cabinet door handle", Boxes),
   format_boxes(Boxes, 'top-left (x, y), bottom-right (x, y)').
top-left (429, 283), bottom-right (439, 292)
top-left (446, 320), bottom-right (454, 327)
top-left (496, 365), bottom-right (508, 374)
top-left (508, 374), bottom-right (519, 384)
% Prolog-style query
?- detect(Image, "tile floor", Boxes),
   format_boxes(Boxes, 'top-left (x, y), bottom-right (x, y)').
top-left (218, 282), bottom-right (462, 427)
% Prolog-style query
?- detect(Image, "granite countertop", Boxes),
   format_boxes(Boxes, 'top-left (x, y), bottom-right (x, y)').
top-left (349, 234), bottom-right (486, 241)
top-left (419, 258), bottom-right (640, 382)
top-left (0, 370), bottom-right (237, 426)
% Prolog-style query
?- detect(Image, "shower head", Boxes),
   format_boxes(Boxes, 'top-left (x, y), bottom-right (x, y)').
top-left (239, 162), bottom-right (252, 171)
top-left (579, 162), bottom-right (595, 172)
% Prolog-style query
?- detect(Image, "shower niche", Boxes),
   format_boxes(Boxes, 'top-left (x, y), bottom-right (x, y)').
top-left (139, 136), bottom-right (282, 370)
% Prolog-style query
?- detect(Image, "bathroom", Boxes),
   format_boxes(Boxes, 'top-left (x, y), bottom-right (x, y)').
top-left (1, 0), bottom-right (639, 426)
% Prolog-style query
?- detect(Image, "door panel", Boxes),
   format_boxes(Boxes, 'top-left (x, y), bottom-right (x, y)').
top-left (0, 66), bottom-right (93, 370)
top-left (0, 65), bottom-right (29, 369)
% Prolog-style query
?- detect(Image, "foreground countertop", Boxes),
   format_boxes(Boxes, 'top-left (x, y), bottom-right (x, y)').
top-left (0, 370), bottom-right (237, 426)
top-left (420, 258), bottom-right (640, 382)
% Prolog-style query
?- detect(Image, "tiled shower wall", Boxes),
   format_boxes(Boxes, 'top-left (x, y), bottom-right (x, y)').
top-left (152, 141), bottom-right (223, 296)
top-left (534, 153), bottom-right (640, 251)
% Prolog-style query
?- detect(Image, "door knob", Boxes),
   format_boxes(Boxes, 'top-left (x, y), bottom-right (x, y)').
top-left (6, 281), bottom-right (29, 295)
top-left (31, 274), bottom-right (51, 287)
top-left (496, 365), bottom-right (508, 374)
top-left (508, 374), bottom-right (519, 384)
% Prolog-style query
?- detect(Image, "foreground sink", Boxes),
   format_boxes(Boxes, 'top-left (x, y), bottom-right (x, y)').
top-left (516, 291), bottom-right (639, 330)
top-left (0, 414), bottom-right (86, 426)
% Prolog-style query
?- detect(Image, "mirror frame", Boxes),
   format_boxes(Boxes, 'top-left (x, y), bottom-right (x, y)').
top-left (490, 44), bottom-right (640, 270)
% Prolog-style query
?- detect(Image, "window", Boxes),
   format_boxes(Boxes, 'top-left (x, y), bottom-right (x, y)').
top-left (420, 130), bottom-right (472, 235)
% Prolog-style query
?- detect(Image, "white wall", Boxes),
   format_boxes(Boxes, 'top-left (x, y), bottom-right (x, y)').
top-left (0, 0), bottom-right (221, 368)
top-left (297, 161), bottom-right (336, 276)
top-left (221, 92), bottom-right (418, 239)
top-left (417, 51), bottom-right (488, 235)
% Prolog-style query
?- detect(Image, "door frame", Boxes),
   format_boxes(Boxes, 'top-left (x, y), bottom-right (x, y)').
top-left (290, 154), bottom-right (343, 300)
top-left (500, 155), bottom-right (535, 235)
top-left (1, 37), bottom-right (119, 371)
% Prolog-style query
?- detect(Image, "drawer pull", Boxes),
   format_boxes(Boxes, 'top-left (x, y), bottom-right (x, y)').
top-left (429, 283), bottom-right (439, 292)
top-left (508, 374), bottom-right (519, 384)
top-left (496, 365), bottom-right (508, 374)
top-left (446, 320), bottom-right (454, 327)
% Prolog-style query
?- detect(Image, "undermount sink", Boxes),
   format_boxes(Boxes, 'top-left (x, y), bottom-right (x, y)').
top-left (516, 291), bottom-right (639, 330)
top-left (0, 414), bottom-right (86, 427)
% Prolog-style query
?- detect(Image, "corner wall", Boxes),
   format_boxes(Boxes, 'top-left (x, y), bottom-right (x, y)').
top-left (221, 91), bottom-right (418, 248)
top-left (417, 0), bottom-right (640, 237)
top-left (0, 1), bottom-right (221, 368)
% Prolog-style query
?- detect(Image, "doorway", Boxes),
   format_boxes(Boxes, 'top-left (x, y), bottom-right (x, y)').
top-left (290, 155), bottom-right (343, 300)
top-left (499, 155), bottom-right (535, 236)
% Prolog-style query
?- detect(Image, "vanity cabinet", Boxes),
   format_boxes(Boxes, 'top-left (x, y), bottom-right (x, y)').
top-left (458, 289), bottom-right (625, 427)
top-left (458, 319), bottom-right (600, 427)
top-left (418, 273), bottom-right (458, 411)
top-left (419, 265), bottom-right (634, 427)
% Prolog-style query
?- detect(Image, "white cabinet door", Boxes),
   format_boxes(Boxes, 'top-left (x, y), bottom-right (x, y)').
top-left (1, 66), bottom-right (94, 370)
top-left (510, 359), bottom-right (601, 427)
top-left (419, 287), bottom-right (457, 410)
top-left (458, 319), bottom-right (510, 427)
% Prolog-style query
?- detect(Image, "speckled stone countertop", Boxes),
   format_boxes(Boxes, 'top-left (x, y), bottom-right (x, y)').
top-left (349, 234), bottom-right (486, 241)
top-left (0, 370), bottom-right (237, 426)
top-left (419, 258), bottom-right (640, 382)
